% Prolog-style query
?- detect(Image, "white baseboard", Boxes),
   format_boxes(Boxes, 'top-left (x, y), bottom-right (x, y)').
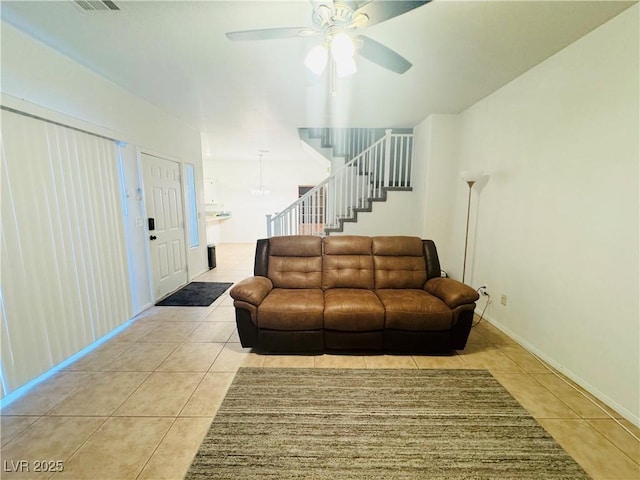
top-left (474, 308), bottom-right (639, 428)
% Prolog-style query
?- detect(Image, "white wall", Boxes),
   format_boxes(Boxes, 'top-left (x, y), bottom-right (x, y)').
top-left (337, 190), bottom-right (421, 237)
top-left (202, 139), bottom-right (328, 243)
top-left (422, 6), bottom-right (639, 423)
top-left (1, 22), bottom-right (208, 315)
top-left (414, 114), bottom-right (462, 275)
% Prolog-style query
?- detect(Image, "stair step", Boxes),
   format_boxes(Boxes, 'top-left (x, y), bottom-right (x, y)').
top-left (277, 130), bottom-right (415, 238)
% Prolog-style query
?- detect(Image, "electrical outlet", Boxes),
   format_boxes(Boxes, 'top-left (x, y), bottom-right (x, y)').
top-left (501, 294), bottom-right (508, 306)
top-left (478, 284), bottom-right (489, 296)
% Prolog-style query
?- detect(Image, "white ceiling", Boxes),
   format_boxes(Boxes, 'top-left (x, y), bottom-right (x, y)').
top-left (1, 0), bottom-right (635, 162)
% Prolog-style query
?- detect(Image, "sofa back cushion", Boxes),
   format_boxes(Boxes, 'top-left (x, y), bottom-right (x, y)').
top-left (267, 236), bottom-right (322, 289)
top-left (372, 236), bottom-right (427, 289)
top-left (322, 236), bottom-right (374, 289)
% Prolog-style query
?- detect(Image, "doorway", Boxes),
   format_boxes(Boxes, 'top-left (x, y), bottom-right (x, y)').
top-left (141, 153), bottom-right (188, 300)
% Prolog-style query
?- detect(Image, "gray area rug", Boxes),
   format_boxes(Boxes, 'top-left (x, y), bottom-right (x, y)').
top-left (186, 368), bottom-right (590, 479)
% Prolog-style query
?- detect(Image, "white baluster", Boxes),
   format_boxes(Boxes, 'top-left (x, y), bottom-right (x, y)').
top-left (266, 214), bottom-right (272, 237)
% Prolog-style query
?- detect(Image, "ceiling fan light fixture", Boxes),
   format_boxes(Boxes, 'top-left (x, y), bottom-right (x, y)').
top-left (251, 150), bottom-right (271, 196)
top-left (336, 57), bottom-right (357, 78)
top-left (305, 44), bottom-right (328, 75)
top-left (330, 32), bottom-right (355, 62)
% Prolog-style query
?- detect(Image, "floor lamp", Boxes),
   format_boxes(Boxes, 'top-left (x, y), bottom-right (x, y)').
top-left (460, 171), bottom-right (485, 284)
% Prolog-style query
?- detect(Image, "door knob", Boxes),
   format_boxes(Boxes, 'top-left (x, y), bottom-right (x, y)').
top-left (150, 235), bottom-right (157, 241)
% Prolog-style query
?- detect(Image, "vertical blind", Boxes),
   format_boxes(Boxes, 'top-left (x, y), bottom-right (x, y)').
top-left (1, 109), bottom-right (132, 395)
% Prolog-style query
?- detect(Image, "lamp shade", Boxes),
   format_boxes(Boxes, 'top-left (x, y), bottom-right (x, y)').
top-left (305, 45), bottom-right (328, 75)
top-left (336, 57), bottom-right (357, 78)
top-left (331, 33), bottom-right (355, 62)
top-left (460, 170), bottom-right (486, 183)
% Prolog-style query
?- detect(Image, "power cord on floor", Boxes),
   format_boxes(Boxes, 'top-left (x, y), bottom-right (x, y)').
top-left (472, 290), bottom-right (491, 328)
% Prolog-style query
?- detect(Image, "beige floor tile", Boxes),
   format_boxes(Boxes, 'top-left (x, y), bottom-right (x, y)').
top-left (114, 372), bottom-right (204, 417)
top-left (1, 416), bottom-right (106, 478)
top-left (209, 343), bottom-right (253, 372)
top-left (412, 354), bottom-right (467, 369)
top-left (0, 416), bottom-right (40, 446)
top-left (581, 390), bottom-right (627, 420)
top-left (56, 417), bottom-right (173, 480)
top-left (532, 373), bottom-right (611, 419)
top-left (587, 419), bottom-right (640, 464)
top-left (538, 418), bottom-right (640, 480)
top-left (130, 308), bottom-right (171, 325)
top-left (137, 417), bottom-right (213, 480)
top-left (64, 341), bottom-right (134, 371)
top-left (139, 322), bottom-right (200, 343)
top-left (111, 320), bottom-right (159, 343)
top-left (499, 343), bottom-right (549, 373)
top-left (48, 372), bottom-right (149, 416)
top-left (473, 322), bottom-right (516, 346)
top-left (363, 355), bottom-right (417, 369)
top-left (218, 296), bottom-right (235, 307)
top-left (185, 321), bottom-right (236, 343)
top-left (204, 306), bottom-right (236, 322)
top-left (618, 418), bottom-right (640, 439)
top-left (1, 372), bottom-right (96, 415)
top-left (228, 329), bottom-right (241, 343)
top-left (180, 373), bottom-right (235, 417)
top-left (458, 343), bottom-right (524, 373)
top-left (157, 343), bottom-right (224, 372)
top-left (465, 328), bottom-right (492, 345)
top-left (104, 342), bottom-right (179, 372)
top-left (491, 372), bottom-right (580, 419)
top-left (228, 270), bottom-right (254, 282)
top-left (138, 306), bottom-right (212, 322)
top-left (5, 242), bottom-right (634, 480)
top-left (240, 352), bottom-right (266, 367)
top-left (262, 355), bottom-right (316, 368)
top-left (208, 291), bottom-right (233, 308)
top-left (314, 354), bottom-right (367, 369)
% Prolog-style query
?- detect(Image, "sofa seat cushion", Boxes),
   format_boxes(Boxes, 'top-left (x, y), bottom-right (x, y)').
top-left (376, 289), bottom-right (452, 331)
top-left (258, 288), bottom-right (324, 331)
top-left (324, 289), bottom-right (385, 332)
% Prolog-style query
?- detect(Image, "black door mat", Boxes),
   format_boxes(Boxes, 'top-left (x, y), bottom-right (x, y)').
top-left (155, 282), bottom-right (233, 307)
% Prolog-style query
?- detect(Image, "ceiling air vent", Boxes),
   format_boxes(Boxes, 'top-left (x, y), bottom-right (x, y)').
top-left (74, 0), bottom-right (120, 11)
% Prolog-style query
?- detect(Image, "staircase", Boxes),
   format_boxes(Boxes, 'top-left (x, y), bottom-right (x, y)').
top-left (267, 129), bottom-right (414, 237)
top-left (299, 128), bottom-right (381, 164)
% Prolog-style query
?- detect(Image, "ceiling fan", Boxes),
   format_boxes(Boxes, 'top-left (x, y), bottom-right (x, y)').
top-left (225, 1), bottom-right (431, 78)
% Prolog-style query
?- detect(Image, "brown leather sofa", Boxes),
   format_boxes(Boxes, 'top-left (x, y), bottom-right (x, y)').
top-left (230, 235), bottom-right (479, 353)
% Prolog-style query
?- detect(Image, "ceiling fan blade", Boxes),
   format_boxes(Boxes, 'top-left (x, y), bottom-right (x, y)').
top-left (355, 0), bottom-right (431, 28)
top-left (226, 27), bottom-right (319, 42)
top-left (357, 35), bottom-right (412, 74)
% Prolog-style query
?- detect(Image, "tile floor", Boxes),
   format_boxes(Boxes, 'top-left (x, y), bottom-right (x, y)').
top-left (1, 243), bottom-right (638, 480)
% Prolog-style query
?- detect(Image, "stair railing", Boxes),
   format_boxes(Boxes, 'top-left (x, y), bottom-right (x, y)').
top-left (266, 129), bottom-right (413, 237)
top-left (319, 128), bottom-right (377, 161)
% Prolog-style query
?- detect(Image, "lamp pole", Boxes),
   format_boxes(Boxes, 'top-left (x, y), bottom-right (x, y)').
top-left (462, 180), bottom-right (475, 284)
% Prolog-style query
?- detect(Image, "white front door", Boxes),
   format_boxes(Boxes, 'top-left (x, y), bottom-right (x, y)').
top-left (142, 153), bottom-right (188, 300)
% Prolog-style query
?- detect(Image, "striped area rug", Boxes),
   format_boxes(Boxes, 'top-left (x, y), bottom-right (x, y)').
top-left (186, 368), bottom-right (590, 479)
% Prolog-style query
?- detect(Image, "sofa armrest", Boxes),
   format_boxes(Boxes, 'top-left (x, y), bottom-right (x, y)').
top-left (424, 278), bottom-right (479, 309)
top-left (230, 276), bottom-right (273, 307)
